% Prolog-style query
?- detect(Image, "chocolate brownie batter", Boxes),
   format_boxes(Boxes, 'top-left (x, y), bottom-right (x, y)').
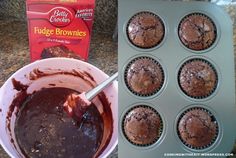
top-left (178, 13), bottom-right (216, 51)
top-left (41, 45), bottom-right (81, 59)
top-left (178, 59), bottom-right (217, 98)
top-left (123, 106), bottom-right (162, 145)
top-left (178, 108), bottom-right (218, 149)
top-left (15, 87), bottom-right (103, 158)
top-left (126, 57), bottom-right (164, 96)
top-left (127, 12), bottom-right (164, 48)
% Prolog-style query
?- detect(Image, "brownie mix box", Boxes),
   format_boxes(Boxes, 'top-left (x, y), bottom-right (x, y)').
top-left (26, 0), bottom-right (95, 62)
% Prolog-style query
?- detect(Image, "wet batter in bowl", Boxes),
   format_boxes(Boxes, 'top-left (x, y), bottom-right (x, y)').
top-left (15, 87), bottom-right (103, 158)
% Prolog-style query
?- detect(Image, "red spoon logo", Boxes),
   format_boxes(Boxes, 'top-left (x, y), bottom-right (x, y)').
top-left (48, 7), bottom-right (74, 27)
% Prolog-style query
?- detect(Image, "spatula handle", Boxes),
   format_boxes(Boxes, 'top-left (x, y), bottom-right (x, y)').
top-left (85, 72), bottom-right (118, 100)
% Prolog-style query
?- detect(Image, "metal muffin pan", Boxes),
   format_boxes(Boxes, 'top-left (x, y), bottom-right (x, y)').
top-left (118, 1), bottom-right (236, 158)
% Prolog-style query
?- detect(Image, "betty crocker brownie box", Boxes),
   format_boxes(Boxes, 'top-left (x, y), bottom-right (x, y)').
top-left (26, 0), bottom-right (95, 62)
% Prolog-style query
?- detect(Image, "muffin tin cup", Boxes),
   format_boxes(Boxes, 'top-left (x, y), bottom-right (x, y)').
top-left (176, 11), bottom-right (221, 53)
top-left (123, 10), bottom-right (168, 52)
top-left (175, 56), bottom-right (221, 102)
top-left (119, 103), bottom-right (167, 150)
top-left (119, 1), bottom-right (236, 158)
top-left (173, 105), bottom-right (222, 153)
top-left (122, 54), bottom-right (167, 99)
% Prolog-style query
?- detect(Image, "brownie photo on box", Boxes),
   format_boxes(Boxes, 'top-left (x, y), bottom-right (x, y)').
top-left (41, 45), bottom-right (81, 60)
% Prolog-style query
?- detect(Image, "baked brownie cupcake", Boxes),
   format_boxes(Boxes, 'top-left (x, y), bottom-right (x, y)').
top-left (178, 13), bottom-right (217, 51)
top-left (178, 107), bottom-right (218, 149)
top-left (178, 59), bottom-right (217, 99)
top-left (127, 12), bottom-right (165, 48)
top-left (123, 106), bottom-right (162, 146)
top-left (125, 57), bottom-right (164, 96)
top-left (41, 45), bottom-right (81, 59)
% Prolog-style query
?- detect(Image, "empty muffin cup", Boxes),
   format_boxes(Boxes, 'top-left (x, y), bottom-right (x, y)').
top-left (127, 11), bottom-right (165, 49)
top-left (177, 107), bottom-right (219, 150)
top-left (178, 58), bottom-right (218, 99)
top-left (178, 13), bottom-right (217, 51)
top-left (122, 105), bottom-right (163, 146)
top-left (124, 56), bottom-right (164, 97)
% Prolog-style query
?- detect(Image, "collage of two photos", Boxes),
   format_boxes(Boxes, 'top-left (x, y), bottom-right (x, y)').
top-left (0, 0), bottom-right (236, 158)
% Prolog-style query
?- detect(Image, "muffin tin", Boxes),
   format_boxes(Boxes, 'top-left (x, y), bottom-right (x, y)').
top-left (118, 1), bottom-right (236, 158)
